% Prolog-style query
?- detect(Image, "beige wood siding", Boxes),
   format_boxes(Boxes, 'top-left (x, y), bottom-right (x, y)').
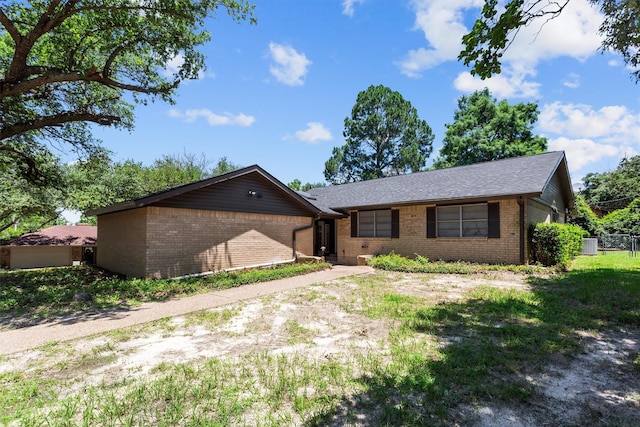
top-left (9, 246), bottom-right (72, 269)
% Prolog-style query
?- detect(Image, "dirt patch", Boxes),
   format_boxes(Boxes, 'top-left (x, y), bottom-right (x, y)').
top-left (1, 271), bottom-right (639, 425)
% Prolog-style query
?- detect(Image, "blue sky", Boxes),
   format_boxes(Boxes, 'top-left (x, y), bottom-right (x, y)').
top-left (93, 0), bottom-right (640, 190)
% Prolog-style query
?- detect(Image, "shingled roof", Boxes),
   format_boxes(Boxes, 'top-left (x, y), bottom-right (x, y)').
top-left (304, 151), bottom-right (571, 213)
top-left (4, 225), bottom-right (97, 246)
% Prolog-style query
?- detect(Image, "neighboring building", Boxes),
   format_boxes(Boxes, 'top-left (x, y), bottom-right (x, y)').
top-left (89, 151), bottom-right (573, 278)
top-left (1, 225), bottom-right (97, 270)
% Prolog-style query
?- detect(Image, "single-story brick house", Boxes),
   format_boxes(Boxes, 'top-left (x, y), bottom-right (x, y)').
top-left (89, 151), bottom-right (573, 278)
top-left (1, 224), bottom-right (97, 270)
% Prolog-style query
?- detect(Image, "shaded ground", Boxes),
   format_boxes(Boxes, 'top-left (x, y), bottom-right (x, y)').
top-left (1, 271), bottom-right (638, 425)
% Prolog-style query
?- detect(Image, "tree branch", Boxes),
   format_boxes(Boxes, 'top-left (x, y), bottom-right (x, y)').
top-left (1, 112), bottom-right (121, 141)
top-left (0, 7), bottom-right (22, 44)
top-left (1, 68), bottom-right (177, 97)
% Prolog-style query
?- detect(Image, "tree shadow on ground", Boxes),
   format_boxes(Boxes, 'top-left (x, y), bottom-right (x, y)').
top-left (307, 264), bottom-right (640, 426)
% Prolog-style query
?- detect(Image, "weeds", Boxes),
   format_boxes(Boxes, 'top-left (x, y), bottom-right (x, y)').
top-left (0, 262), bottom-right (331, 322)
top-left (1, 253), bottom-right (638, 425)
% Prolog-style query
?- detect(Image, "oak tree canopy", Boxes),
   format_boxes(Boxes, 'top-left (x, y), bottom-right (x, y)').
top-left (1, 0), bottom-right (255, 182)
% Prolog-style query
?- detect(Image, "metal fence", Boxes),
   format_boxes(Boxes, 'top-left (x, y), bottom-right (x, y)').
top-left (598, 234), bottom-right (639, 257)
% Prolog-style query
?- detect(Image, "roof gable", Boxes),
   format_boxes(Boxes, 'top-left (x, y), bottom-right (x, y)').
top-left (88, 165), bottom-right (321, 217)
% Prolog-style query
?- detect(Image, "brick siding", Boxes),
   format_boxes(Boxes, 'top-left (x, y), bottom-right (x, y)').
top-left (97, 208), bottom-right (148, 278)
top-left (336, 199), bottom-right (522, 265)
top-left (97, 206), bottom-right (313, 278)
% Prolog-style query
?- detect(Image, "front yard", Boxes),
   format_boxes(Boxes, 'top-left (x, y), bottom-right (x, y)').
top-left (1, 253), bottom-right (639, 426)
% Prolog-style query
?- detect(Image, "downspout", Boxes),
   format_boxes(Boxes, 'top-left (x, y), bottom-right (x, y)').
top-left (518, 196), bottom-right (525, 264)
top-left (292, 214), bottom-right (320, 259)
top-left (169, 214), bottom-right (319, 281)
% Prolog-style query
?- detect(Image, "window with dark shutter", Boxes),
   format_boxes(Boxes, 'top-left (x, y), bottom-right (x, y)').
top-left (351, 212), bottom-right (358, 238)
top-left (352, 209), bottom-right (395, 238)
top-left (431, 203), bottom-right (496, 238)
top-left (426, 207), bottom-right (436, 238)
top-left (391, 209), bottom-right (400, 238)
top-left (488, 202), bottom-right (500, 238)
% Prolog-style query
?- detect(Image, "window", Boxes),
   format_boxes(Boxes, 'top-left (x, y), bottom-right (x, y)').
top-left (351, 209), bottom-right (399, 238)
top-left (427, 203), bottom-right (500, 239)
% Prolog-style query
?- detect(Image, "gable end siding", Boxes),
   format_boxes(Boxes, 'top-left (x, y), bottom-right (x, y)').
top-left (539, 170), bottom-right (568, 215)
top-left (152, 173), bottom-right (313, 217)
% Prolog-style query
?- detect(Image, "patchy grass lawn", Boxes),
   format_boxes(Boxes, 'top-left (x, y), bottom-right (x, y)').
top-left (0, 262), bottom-right (331, 325)
top-left (1, 253), bottom-right (639, 426)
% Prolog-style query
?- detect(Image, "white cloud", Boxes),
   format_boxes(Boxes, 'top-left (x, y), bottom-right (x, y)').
top-left (399, 0), bottom-right (483, 77)
top-left (342, 0), bottom-right (366, 17)
top-left (548, 137), bottom-right (622, 171)
top-left (268, 42), bottom-right (312, 86)
top-left (502, 0), bottom-right (603, 66)
top-left (168, 108), bottom-right (255, 127)
top-left (400, 0), bottom-right (603, 96)
top-left (562, 73), bottom-right (581, 89)
top-left (454, 68), bottom-right (541, 98)
top-left (539, 102), bottom-right (640, 174)
top-left (295, 122), bottom-right (332, 143)
top-left (539, 102), bottom-right (640, 144)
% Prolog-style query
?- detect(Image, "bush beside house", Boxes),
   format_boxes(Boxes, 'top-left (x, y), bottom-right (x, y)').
top-left (530, 223), bottom-right (587, 268)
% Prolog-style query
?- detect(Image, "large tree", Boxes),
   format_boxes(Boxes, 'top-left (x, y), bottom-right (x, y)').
top-left (324, 84), bottom-right (434, 184)
top-left (581, 155), bottom-right (640, 212)
top-left (433, 88), bottom-right (547, 169)
top-left (0, 152), bottom-right (66, 235)
top-left (460, 0), bottom-right (640, 82)
top-left (1, 0), bottom-right (255, 182)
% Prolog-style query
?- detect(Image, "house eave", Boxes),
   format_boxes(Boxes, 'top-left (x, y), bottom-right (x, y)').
top-left (330, 192), bottom-right (542, 212)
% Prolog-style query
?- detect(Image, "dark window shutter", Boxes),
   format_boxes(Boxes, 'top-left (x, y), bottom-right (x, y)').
top-left (488, 202), bottom-right (500, 238)
top-left (391, 209), bottom-right (400, 238)
top-left (426, 207), bottom-right (436, 238)
top-left (351, 212), bottom-right (358, 238)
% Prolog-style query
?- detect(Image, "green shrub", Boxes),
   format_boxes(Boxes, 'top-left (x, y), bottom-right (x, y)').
top-left (367, 252), bottom-right (545, 274)
top-left (530, 223), bottom-right (587, 268)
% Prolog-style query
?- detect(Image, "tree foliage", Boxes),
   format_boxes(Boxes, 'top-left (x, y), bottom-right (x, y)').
top-left (460, 1), bottom-right (640, 82)
top-left (2, 150), bottom-right (241, 235)
top-left (601, 197), bottom-right (640, 235)
top-left (433, 88), bottom-right (547, 169)
top-left (568, 194), bottom-right (602, 237)
top-left (287, 179), bottom-right (326, 192)
top-left (0, 152), bottom-right (66, 235)
top-left (581, 155), bottom-right (640, 212)
top-left (1, 0), bottom-right (255, 182)
top-left (324, 85), bottom-right (434, 184)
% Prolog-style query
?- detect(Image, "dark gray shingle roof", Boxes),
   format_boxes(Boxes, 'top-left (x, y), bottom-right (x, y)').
top-left (305, 151), bottom-right (568, 213)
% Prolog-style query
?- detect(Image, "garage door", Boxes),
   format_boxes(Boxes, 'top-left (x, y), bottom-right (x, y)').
top-left (10, 246), bottom-right (72, 269)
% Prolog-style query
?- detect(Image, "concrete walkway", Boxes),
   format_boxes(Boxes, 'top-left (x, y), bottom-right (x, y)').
top-left (0, 265), bottom-right (374, 355)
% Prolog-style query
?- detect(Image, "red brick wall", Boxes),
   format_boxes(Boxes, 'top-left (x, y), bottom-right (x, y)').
top-left (336, 199), bottom-right (522, 265)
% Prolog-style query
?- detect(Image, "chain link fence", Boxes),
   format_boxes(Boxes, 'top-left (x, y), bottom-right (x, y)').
top-left (598, 234), bottom-right (639, 257)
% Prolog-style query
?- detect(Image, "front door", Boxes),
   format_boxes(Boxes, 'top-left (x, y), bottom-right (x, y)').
top-left (315, 219), bottom-right (335, 256)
